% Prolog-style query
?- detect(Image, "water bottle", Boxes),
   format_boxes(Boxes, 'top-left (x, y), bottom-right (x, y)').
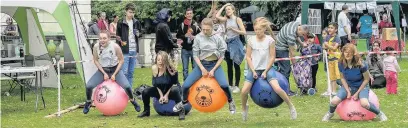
top-left (19, 46), bottom-right (24, 57)
top-left (187, 37), bottom-right (192, 44)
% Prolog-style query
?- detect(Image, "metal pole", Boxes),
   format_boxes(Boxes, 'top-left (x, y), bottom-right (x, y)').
top-left (57, 62), bottom-right (61, 117)
top-left (324, 50), bottom-right (332, 102)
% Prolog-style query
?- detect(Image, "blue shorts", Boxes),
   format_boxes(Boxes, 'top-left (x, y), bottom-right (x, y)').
top-left (336, 85), bottom-right (370, 100)
top-left (245, 69), bottom-right (277, 84)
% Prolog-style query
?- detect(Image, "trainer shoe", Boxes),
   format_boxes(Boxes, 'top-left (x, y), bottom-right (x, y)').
top-left (290, 107), bottom-right (297, 120)
top-left (179, 107), bottom-right (186, 120)
top-left (137, 110), bottom-right (150, 118)
top-left (288, 91), bottom-right (296, 96)
top-left (242, 104), bottom-right (249, 121)
top-left (233, 86), bottom-right (240, 93)
top-left (378, 111), bottom-right (388, 122)
top-left (173, 102), bottom-right (185, 112)
top-left (83, 101), bottom-right (92, 114)
top-left (321, 91), bottom-right (331, 96)
top-left (322, 112), bottom-right (334, 121)
top-left (229, 100), bottom-right (236, 114)
top-left (130, 100), bottom-right (141, 112)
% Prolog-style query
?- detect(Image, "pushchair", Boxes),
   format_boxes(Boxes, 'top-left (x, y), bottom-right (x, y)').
top-left (292, 57), bottom-right (314, 95)
top-left (292, 45), bottom-right (314, 95)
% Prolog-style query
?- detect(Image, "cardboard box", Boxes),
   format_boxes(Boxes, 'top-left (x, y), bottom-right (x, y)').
top-left (382, 28), bottom-right (401, 40)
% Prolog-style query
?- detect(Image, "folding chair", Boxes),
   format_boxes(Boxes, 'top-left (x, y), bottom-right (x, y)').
top-left (5, 55), bottom-right (36, 101)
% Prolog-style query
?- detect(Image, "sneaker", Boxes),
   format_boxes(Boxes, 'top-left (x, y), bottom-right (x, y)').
top-left (322, 112), bottom-right (334, 121)
top-left (242, 104), bottom-right (249, 121)
top-left (130, 100), bottom-right (141, 112)
top-left (378, 111), bottom-right (388, 122)
top-left (173, 102), bottom-right (185, 112)
top-left (228, 100), bottom-right (236, 114)
top-left (233, 86), bottom-right (240, 93)
top-left (321, 91), bottom-right (331, 96)
top-left (83, 101), bottom-right (92, 114)
top-left (290, 107), bottom-right (297, 120)
top-left (288, 91), bottom-right (296, 96)
top-left (137, 111), bottom-right (150, 118)
top-left (179, 107), bottom-right (186, 120)
top-left (331, 92), bottom-right (337, 96)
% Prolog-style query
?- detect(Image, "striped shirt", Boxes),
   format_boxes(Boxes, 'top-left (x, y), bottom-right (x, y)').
top-left (275, 21), bottom-right (300, 50)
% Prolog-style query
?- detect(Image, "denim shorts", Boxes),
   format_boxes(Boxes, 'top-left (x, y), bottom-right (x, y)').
top-left (245, 69), bottom-right (277, 84)
top-left (336, 85), bottom-right (370, 100)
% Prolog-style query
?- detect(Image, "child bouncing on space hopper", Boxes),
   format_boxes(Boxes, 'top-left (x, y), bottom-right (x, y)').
top-left (240, 17), bottom-right (297, 121)
top-left (172, 18), bottom-right (236, 119)
top-left (83, 31), bottom-right (141, 114)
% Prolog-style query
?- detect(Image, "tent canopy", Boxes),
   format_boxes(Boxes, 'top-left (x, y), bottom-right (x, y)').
top-left (301, 1), bottom-right (405, 51)
top-left (240, 5), bottom-right (260, 14)
top-left (1, 0), bottom-right (96, 87)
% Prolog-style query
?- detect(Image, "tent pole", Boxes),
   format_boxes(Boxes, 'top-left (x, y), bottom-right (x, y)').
top-left (324, 50), bottom-right (332, 102)
top-left (57, 62), bottom-right (61, 117)
top-left (70, 0), bottom-right (87, 88)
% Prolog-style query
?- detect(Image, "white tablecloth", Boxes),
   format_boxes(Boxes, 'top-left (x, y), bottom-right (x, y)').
top-left (1, 65), bottom-right (49, 74)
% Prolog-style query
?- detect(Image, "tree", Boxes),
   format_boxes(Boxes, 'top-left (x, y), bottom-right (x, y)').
top-left (90, 1), bottom-right (252, 33)
top-left (251, 1), bottom-right (301, 29)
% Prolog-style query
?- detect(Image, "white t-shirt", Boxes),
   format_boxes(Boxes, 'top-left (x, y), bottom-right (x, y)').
top-left (127, 20), bottom-right (137, 51)
top-left (338, 11), bottom-right (350, 37)
top-left (96, 42), bottom-right (118, 68)
top-left (248, 35), bottom-right (275, 70)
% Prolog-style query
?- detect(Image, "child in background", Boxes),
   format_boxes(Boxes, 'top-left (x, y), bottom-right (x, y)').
top-left (293, 33), bottom-right (317, 94)
top-left (322, 23), bottom-right (341, 96)
top-left (383, 47), bottom-right (401, 94)
top-left (305, 33), bottom-right (322, 92)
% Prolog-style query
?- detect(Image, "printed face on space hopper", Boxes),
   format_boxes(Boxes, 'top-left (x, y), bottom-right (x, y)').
top-left (96, 85), bottom-right (111, 103)
top-left (258, 90), bottom-right (273, 105)
top-left (347, 111), bottom-right (366, 120)
top-left (195, 85), bottom-right (214, 107)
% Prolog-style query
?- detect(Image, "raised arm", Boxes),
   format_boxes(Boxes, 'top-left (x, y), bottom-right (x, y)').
top-left (215, 3), bottom-right (231, 23)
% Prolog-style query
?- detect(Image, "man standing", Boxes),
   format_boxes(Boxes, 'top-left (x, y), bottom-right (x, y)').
top-left (176, 8), bottom-right (200, 80)
top-left (116, 3), bottom-right (142, 88)
top-left (357, 10), bottom-right (373, 50)
top-left (338, 5), bottom-right (352, 49)
top-left (98, 12), bottom-right (109, 31)
top-left (275, 21), bottom-right (309, 96)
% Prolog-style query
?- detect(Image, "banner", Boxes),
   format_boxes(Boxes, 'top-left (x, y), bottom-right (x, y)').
top-left (324, 2), bottom-right (334, 10)
top-left (335, 2), bottom-right (345, 10)
top-left (366, 2), bottom-right (377, 10)
top-left (356, 2), bottom-right (366, 10)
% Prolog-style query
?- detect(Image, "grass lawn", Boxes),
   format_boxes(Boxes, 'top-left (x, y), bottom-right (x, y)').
top-left (1, 60), bottom-right (408, 128)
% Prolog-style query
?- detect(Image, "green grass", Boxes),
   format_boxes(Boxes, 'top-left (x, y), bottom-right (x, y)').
top-left (2, 60), bottom-right (408, 128)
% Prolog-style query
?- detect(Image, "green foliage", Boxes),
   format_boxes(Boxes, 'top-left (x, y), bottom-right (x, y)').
top-left (90, 1), bottom-right (250, 21)
top-left (251, 1), bottom-right (301, 28)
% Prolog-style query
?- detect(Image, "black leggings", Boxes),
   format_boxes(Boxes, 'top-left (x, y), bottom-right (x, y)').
top-left (311, 64), bottom-right (319, 89)
top-left (141, 86), bottom-right (182, 111)
top-left (225, 51), bottom-right (241, 87)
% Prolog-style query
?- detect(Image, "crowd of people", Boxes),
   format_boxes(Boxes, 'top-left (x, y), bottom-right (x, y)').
top-left (83, 3), bottom-right (401, 122)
